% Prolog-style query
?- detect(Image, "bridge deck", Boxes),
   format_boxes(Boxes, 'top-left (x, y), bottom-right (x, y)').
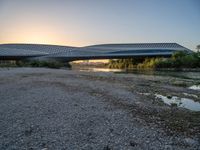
top-left (0, 43), bottom-right (192, 61)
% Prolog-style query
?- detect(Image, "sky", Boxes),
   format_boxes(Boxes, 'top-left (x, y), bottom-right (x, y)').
top-left (0, 0), bottom-right (199, 50)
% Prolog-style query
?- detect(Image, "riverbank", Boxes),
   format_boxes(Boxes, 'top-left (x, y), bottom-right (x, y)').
top-left (0, 68), bottom-right (199, 149)
top-left (108, 51), bottom-right (200, 70)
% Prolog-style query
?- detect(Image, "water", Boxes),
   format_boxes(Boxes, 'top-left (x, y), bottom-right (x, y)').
top-left (79, 68), bottom-right (123, 72)
top-left (189, 85), bottom-right (200, 91)
top-left (183, 93), bottom-right (198, 98)
top-left (155, 94), bottom-right (200, 111)
top-left (73, 66), bottom-right (200, 80)
top-left (119, 69), bottom-right (200, 80)
top-left (73, 66), bottom-right (200, 111)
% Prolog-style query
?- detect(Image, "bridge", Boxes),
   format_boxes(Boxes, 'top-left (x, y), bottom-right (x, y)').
top-left (0, 43), bottom-right (192, 62)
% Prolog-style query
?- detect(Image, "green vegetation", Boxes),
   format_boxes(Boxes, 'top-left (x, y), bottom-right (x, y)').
top-left (0, 60), bottom-right (71, 69)
top-left (154, 51), bottom-right (200, 68)
top-left (108, 58), bottom-right (144, 69)
top-left (137, 58), bottom-right (161, 69)
top-left (108, 51), bottom-right (200, 69)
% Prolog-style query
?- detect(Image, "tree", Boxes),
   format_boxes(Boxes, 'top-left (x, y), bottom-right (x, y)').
top-left (196, 45), bottom-right (200, 52)
top-left (172, 51), bottom-right (187, 60)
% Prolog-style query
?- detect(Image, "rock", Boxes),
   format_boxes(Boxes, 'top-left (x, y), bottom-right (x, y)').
top-left (167, 95), bottom-right (172, 99)
top-left (184, 138), bottom-right (199, 146)
top-left (130, 141), bottom-right (138, 147)
top-left (103, 145), bottom-right (111, 150)
top-left (172, 81), bottom-right (187, 87)
top-left (164, 145), bottom-right (173, 150)
top-left (109, 128), bottom-right (114, 132)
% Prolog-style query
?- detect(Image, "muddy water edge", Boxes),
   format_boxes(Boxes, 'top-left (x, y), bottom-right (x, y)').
top-left (73, 66), bottom-right (200, 137)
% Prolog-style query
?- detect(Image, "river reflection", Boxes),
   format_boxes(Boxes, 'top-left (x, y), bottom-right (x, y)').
top-left (189, 85), bottom-right (200, 91)
top-left (79, 68), bottom-right (123, 72)
top-left (73, 66), bottom-right (200, 80)
top-left (155, 94), bottom-right (200, 111)
top-left (119, 69), bottom-right (200, 80)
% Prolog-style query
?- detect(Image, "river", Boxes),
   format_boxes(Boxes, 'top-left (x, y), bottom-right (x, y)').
top-left (72, 66), bottom-right (200, 80)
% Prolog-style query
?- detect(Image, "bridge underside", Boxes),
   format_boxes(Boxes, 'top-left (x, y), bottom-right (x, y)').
top-left (0, 53), bottom-right (173, 62)
top-left (0, 43), bottom-right (192, 62)
top-left (47, 54), bottom-right (172, 62)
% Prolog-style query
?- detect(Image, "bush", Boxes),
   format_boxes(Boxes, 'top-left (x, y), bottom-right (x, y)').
top-left (108, 58), bottom-right (143, 69)
top-left (28, 60), bottom-right (71, 69)
top-left (172, 51), bottom-right (187, 60)
top-left (107, 51), bottom-right (200, 69)
top-left (137, 58), bottom-right (162, 69)
top-left (0, 60), bottom-right (71, 69)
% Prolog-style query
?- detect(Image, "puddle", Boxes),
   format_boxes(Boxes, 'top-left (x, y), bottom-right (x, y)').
top-left (138, 92), bottom-right (151, 96)
top-left (189, 85), bottom-right (200, 91)
top-left (91, 68), bottom-right (123, 72)
top-left (183, 93), bottom-right (198, 98)
top-left (155, 94), bottom-right (200, 111)
top-left (79, 68), bottom-right (123, 72)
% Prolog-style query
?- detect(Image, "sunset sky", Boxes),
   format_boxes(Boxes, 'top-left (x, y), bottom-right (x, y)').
top-left (0, 0), bottom-right (199, 50)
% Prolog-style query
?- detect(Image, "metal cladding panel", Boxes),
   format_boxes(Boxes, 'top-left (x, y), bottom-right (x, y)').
top-left (0, 43), bottom-right (193, 61)
top-left (86, 43), bottom-right (188, 49)
top-left (0, 47), bottom-right (46, 56)
top-left (0, 44), bottom-right (75, 54)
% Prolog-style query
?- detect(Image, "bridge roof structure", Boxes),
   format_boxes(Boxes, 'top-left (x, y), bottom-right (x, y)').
top-left (0, 43), bottom-right (192, 61)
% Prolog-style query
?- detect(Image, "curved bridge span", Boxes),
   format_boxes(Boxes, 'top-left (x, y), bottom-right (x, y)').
top-left (0, 43), bottom-right (192, 61)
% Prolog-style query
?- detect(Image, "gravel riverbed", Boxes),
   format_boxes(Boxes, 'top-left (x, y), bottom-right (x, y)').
top-left (0, 68), bottom-right (199, 150)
